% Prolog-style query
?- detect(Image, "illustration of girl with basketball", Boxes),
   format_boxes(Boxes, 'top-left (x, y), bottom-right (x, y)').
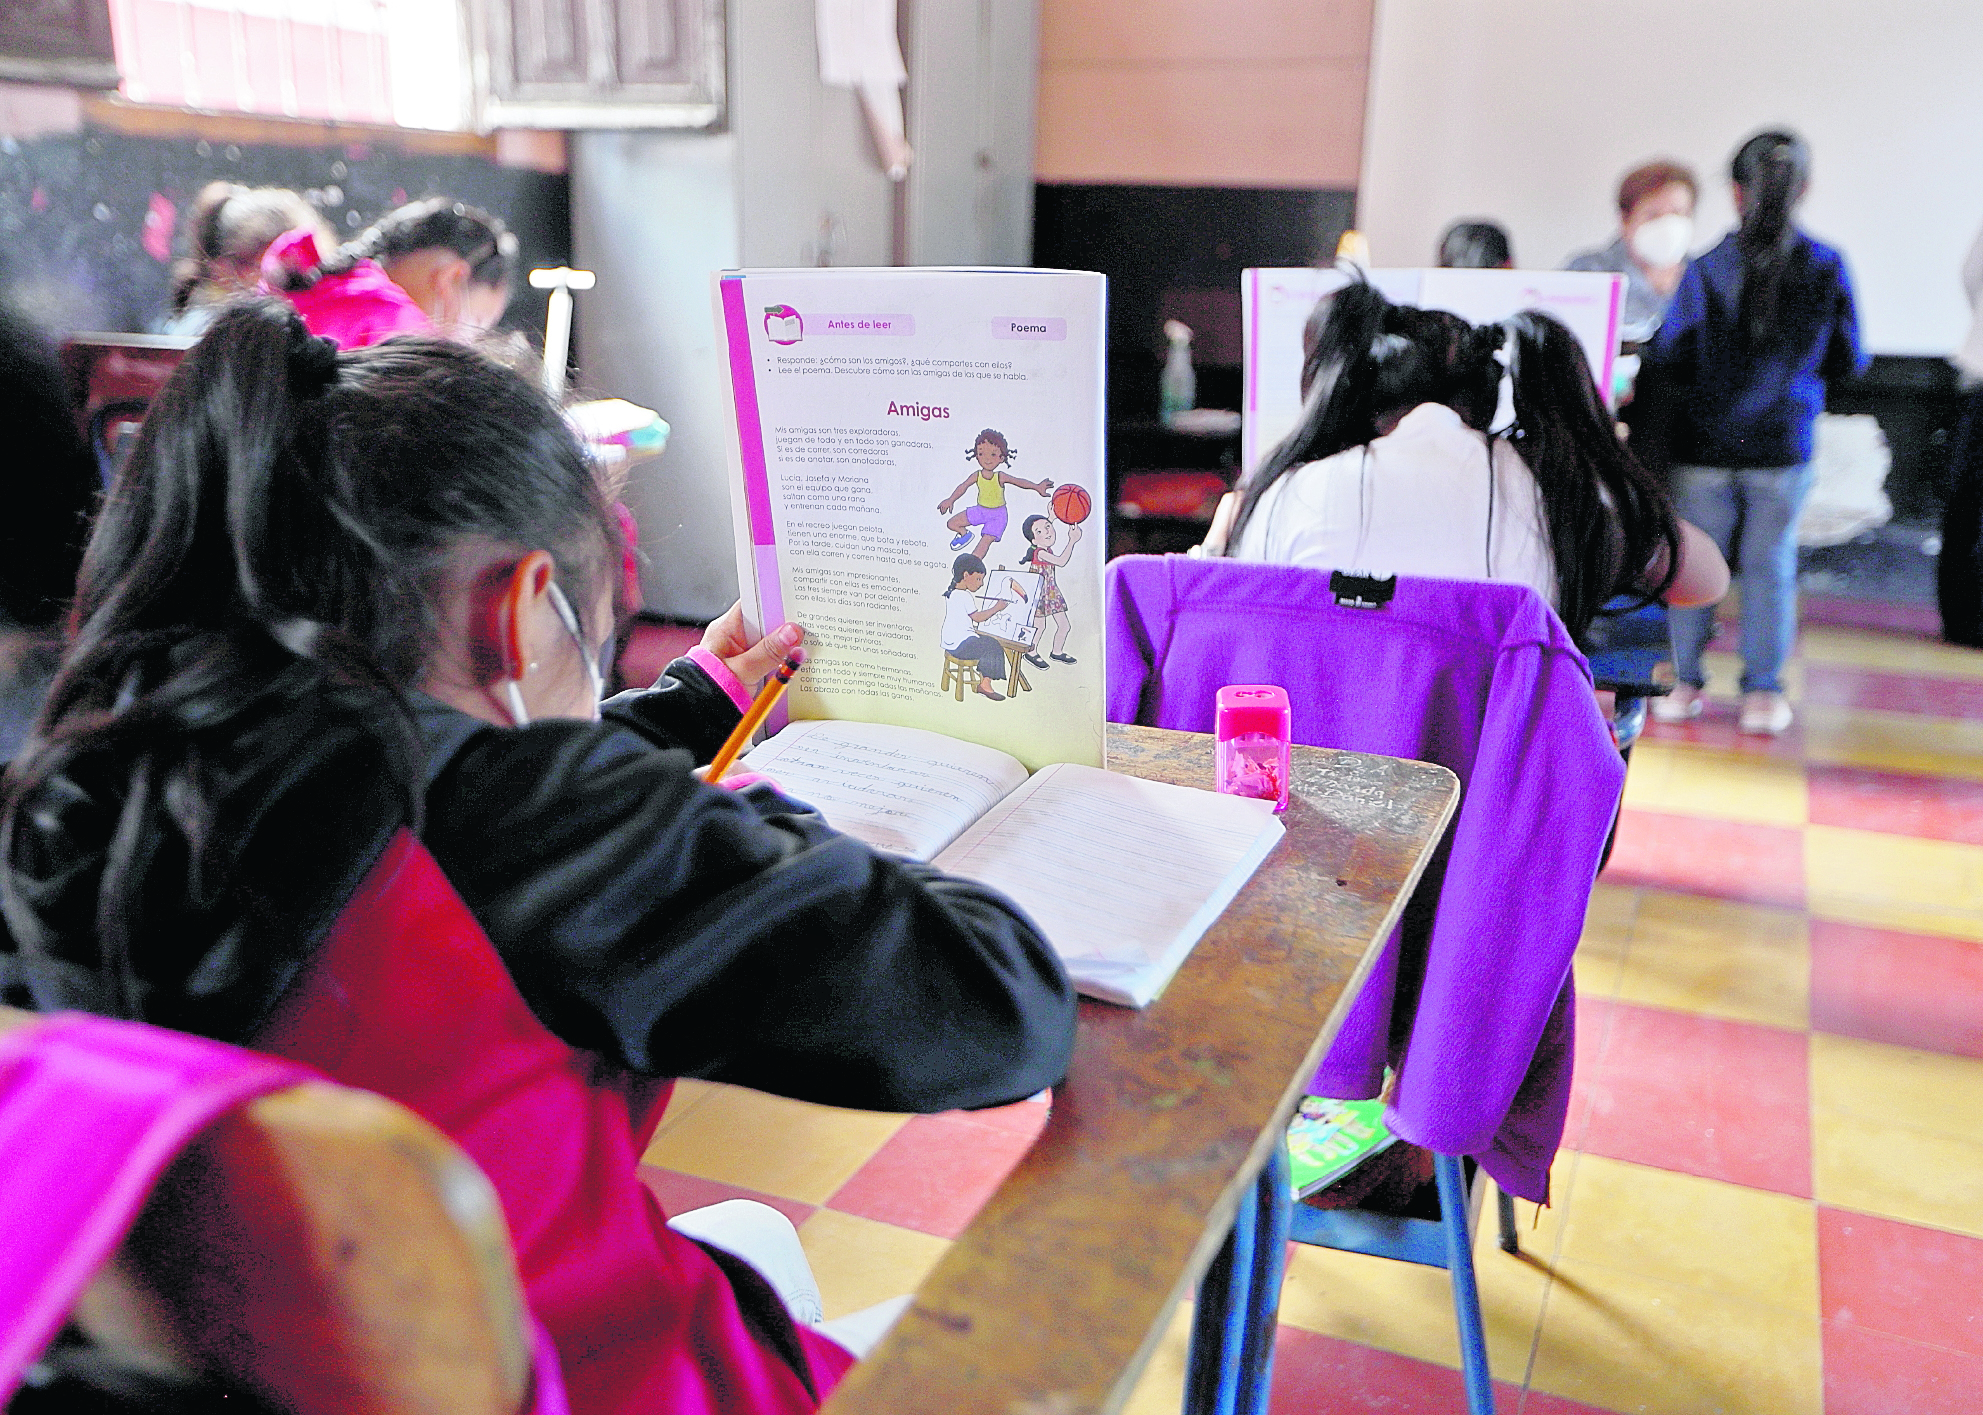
top-left (1019, 513), bottom-right (1082, 669)
top-left (938, 428), bottom-right (1054, 559)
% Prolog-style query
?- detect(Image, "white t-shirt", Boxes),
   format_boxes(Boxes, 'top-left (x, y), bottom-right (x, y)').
top-left (941, 588), bottom-right (981, 651)
top-left (1231, 402), bottom-right (1558, 607)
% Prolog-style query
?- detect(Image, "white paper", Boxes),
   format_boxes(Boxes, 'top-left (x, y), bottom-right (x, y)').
top-left (934, 764), bottom-right (1286, 1008)
top-left (743, 719), bottom-right (1029, 860)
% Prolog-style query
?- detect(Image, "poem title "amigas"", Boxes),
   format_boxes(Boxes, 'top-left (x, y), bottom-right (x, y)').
top-left (887, 401), bottom-right (949, 422)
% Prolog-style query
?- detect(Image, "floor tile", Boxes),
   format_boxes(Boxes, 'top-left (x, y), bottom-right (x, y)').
top-left (1801, 703), bottom-right (1983, 784)
top-left (1640, 713), bottom-right (1809, 761)
top-left (1277, 1205), bottom-right (1551, 1382)
top-left (825, 1110), bottom-right (1044, 1239)
top-left (1574, 999), bottom-right (1812, 1197)
top-left (1528, 1261), bottom-right (1822, 1415)
top-left (1821, 1320), bottom-right (1983, 1415)
top-left (1695, 648), bottom-right (1807, 703)
top-left (1818, 1207), bottom-right (1983, 1358)
top-left (1261, 1327), bottom-right (1534, 1415)
top-left (1809, 1032), bottom-right (1983, 1141)
top-left (1806, 763), bottom-right (1983, 845)
top-left (1800, 626), bottom-right (1983, 682)
top-left (1620, 741), bottom-right (1808, 828)
top-left (640, 1085), bottom-right (908, 1204)
top-left (652, 1077), bottom-right (719, 1132)
top-left (1573, 884), bottom-right (1638, 1001)
top-left (794, 1208), bottom-right (951, 1321)
top-left (1802, 662), bottom-right (1983, 721)
top-left (1553, 1154), bottom-right (1818, 1315)
top-left (636, 1164), bottom-right (817, 1229)
top-left (1811, 1109), bottom-right (1983, 1240)
top-left (1801, 595), bottom-right (1945, 637)
top-left (1806, 824), bottom-right (1983, 942)
top-left (1611, 890), bottom-right (1809, 1030)
top-left (1602, 810), bottom-right (1807, 909)
top-left (1809, 919), bottom-right (1983, 1059)
top-left (1118, 1299), bottom-right (1193, 1415)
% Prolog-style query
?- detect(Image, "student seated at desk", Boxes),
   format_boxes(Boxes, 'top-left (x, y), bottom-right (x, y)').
top-left (0, 303), bottom-right (1077, 1415)
top-left (1201, 279), bottom-right (1728, 652)
top-left (262, 196), bottom-right (519, 350)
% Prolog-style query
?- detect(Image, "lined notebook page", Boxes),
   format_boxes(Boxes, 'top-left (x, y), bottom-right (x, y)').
top-left (743, 719), bottom-right (1030, 860)
top-left (934, 763), bottom-right (1286, 1007)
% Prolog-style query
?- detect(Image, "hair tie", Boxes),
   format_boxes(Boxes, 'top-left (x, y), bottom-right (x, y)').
top-left (287, 328), bottom-right (340, 395)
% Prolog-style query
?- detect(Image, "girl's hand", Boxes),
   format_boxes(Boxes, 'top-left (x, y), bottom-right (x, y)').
top-left (938, 497), bottom-right (955, 514)
top-left (1036, 478), bottom-right (1055, 493)
top-left (701, 602), bottom-right (804, 686)
top-left (1066, 524), bottom-right (1083, 545)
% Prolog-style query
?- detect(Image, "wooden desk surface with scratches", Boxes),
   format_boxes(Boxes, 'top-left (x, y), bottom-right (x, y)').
top-left (822, 723), bottom-right (1459, 1415)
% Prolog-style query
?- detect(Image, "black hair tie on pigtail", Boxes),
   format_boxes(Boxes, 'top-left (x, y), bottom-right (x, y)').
top-left (287, 329), bottom-right (340, 396)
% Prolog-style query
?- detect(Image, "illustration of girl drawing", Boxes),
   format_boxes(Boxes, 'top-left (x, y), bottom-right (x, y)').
top-left (940, 554), bottom-right (1013, 701)
top-left (1019, 514), bottom-right (1080, 669)
top-left (938, 428), bottom-right (1053, 560)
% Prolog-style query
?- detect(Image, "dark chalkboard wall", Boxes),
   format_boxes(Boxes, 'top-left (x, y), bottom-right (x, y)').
top-left (0, 126), bottom-right (571, 341)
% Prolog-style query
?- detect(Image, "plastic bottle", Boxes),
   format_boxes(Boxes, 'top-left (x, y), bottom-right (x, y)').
top-left (1159, 319), bottom-right (1197, 426)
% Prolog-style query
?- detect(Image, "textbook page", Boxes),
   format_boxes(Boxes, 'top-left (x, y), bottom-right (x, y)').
top-left (934, 764), bottom-right (1286, 1008)
top-left (714, 268), bottom-right (1107, 771)
top-left (741, 719), bottom-right (1029, 860)
top-left (1240, 267), bottom-right (1625, 476)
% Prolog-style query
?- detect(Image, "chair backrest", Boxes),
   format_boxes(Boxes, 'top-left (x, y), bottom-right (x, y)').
top-left (0, 1005), bottom-right (539, 1415)
top-left (1105, 555), bottom-right (1623, 1203)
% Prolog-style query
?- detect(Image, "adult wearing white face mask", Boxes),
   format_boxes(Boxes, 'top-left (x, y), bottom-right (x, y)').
top-left (1566, 160), bottom-right (1700, 344)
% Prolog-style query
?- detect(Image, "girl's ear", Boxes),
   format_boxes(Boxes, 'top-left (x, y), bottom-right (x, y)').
top-left (496, 550), bottom-right (556, 680)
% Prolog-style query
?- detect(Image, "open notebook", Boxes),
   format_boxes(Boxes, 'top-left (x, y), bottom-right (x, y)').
top-left (743, 720), bottom-right (1286, 1008)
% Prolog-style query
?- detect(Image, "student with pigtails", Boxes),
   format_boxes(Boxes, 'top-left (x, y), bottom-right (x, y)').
top-left (1203, 275), bottom-right (1729, 652)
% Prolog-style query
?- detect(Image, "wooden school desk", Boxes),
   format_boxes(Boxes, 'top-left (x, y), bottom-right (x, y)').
top-left (822, 722), bottom-right (1459, 1415)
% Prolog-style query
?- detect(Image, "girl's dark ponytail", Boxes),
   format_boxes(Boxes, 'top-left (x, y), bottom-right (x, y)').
top-left (1223, 276), bottom-right (1390, 553)
top-left (1730, 129), bottom-right (1811, 348)
top-left (1501, 310), bottom-right (1680, 642)
top-left (3, 301), bottom-right (618, 1032)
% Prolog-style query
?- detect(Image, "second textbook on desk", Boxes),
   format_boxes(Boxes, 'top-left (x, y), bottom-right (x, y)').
top-left (713, 266), bottom-right (1282, 1007)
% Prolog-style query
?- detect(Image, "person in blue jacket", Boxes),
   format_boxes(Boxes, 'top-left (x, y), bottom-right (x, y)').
top-left (1641, 129), bottom-right (1866, 735)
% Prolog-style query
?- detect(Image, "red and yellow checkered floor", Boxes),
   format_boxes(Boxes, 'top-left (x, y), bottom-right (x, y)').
top-left (637, 599), bottom-right (1983, 1414)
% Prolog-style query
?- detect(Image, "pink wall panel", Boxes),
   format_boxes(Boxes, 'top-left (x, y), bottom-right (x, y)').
top-left (286, 20), bottom-right (331, 119)
top-left (1036, 0), bottom-right (1373, 187)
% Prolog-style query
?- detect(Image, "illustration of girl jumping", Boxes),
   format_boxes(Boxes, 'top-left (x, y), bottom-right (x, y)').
top-left (938, 428), bottom-right (1053, 560)
top-left (1019, 513), bottom-right (1080, 669)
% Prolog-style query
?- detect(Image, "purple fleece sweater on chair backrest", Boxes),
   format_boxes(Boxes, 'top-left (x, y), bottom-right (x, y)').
top-left (1105, 555), bottom-right (1624, 1202)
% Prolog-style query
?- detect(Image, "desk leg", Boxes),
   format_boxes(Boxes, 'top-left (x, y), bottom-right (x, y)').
top-left (1183, 1144), bottom-right (1289, 1415)
top-left (1237, 1145), bottom-right (1290, 1415)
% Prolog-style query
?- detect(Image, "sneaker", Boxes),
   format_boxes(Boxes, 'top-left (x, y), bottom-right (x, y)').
top-left (948, 531), bottom-right (972, 550)
top-left (1650, 684), bottom-right (1705, 722)
top-left (1740, 691), bottom-right (1794, 735)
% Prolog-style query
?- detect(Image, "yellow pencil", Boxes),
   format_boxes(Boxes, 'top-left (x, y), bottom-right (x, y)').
top-left (706, 648), bottom-right (807, 783)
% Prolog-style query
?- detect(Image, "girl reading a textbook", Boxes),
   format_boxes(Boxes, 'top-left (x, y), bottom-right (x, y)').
top-left (1204, 278), bottom-right (1727, 649)
top-left (0, 303), bottom-right (1076, 1415)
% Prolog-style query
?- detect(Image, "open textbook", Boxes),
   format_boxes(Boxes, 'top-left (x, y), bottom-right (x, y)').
top-left (713, 267), bottom-right (1108, 771)
top-left (743, 720), bottom-right (1286, 1008)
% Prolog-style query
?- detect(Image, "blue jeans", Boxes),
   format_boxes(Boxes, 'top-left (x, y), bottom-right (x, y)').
top-left (1667, 463), bottom-right (1815, 694)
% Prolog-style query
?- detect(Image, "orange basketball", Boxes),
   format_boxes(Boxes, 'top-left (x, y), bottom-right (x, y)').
top-left (1052, 483), bottom-right (1092, 525)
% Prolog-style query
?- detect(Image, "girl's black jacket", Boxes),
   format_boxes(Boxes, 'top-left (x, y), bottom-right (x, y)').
top-left (1, 658), bottom-right (1077, 1112)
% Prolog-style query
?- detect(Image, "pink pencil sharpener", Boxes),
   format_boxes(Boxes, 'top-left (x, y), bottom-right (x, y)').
top-left (1215, 684), bottom-right (1292, 813)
